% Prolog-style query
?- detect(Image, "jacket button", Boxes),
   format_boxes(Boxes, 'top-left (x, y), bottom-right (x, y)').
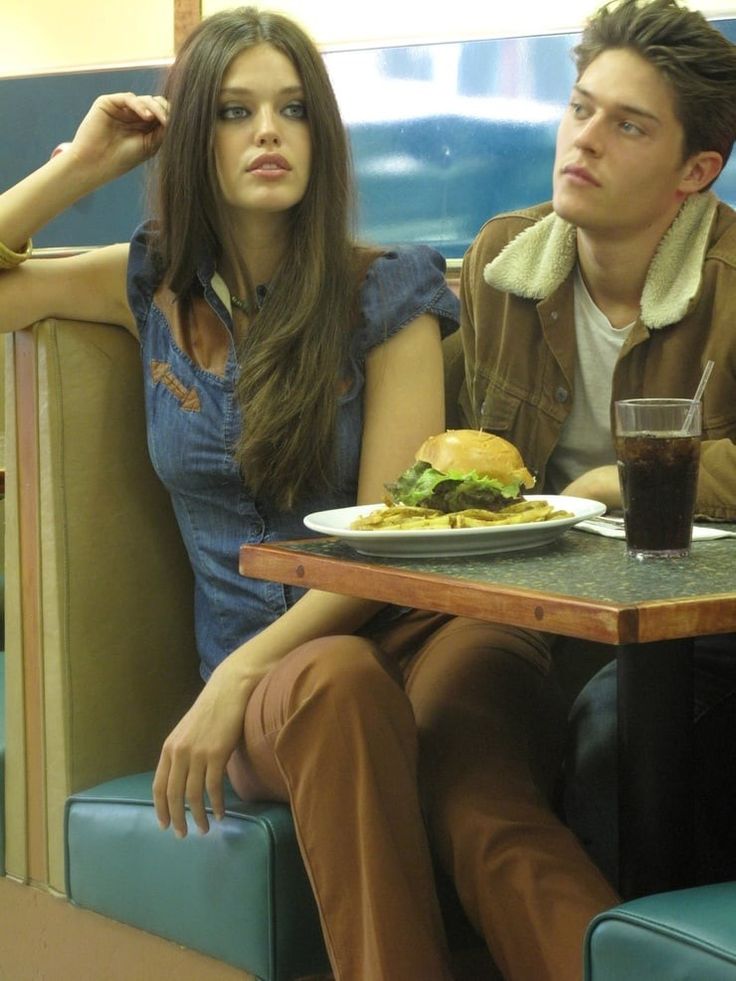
top-left (550, 310), bottom-right (559, 321)
top-left (555, 386), bottom-right (569, 403)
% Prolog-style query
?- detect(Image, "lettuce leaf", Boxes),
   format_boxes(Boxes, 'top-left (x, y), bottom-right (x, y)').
top-left (385, 461), bottom-right (524, 512)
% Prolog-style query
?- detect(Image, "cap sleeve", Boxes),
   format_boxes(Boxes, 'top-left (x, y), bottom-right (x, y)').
top-left (126, 220), bottom-right (163, 334)
top-left (356, 245), bottom-right (459, 356)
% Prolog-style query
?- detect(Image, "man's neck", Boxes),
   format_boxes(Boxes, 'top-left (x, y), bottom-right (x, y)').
top-left (575, 201), bottom-right (684, 328)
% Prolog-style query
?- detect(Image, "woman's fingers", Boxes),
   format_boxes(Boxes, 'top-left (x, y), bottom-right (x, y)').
top-left (205, 763), bottom-right (227, 824)
top-left (152, 750), bottom-right (173, 830)
top-left (96, 92), bottom-right (168, 128)
top-left (153, 739), bottom-right (228, 838)
top-left (166, 756), bottom-right (193, 838)
top-left (185, 760), bottom-right (213, 835)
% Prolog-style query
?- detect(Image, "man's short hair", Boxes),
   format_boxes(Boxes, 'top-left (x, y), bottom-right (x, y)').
top-left (574, 0), bottom-right (736, 168)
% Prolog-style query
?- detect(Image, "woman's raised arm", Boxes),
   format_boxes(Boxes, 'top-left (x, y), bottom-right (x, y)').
top-left (0, 93), bottom-right (168, 334)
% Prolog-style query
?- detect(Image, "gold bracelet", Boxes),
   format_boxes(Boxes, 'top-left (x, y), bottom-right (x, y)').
top-left (0, 238), bottom-right (33, 269)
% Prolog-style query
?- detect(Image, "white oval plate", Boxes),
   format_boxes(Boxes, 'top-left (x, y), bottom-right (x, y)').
top-left (303, 495), bottom-right (607, 558)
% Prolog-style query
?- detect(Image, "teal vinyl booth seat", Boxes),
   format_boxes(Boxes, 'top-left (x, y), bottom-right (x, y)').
top-left (65, 774), bottom-right (328, 980)
top-left (585, 884), bottom-right (736, 980)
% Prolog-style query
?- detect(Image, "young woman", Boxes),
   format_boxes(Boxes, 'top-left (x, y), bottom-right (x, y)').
top-left (0, 8), bottom-right (615, 980)
top-left (0, 7), bottom-right (457, 977)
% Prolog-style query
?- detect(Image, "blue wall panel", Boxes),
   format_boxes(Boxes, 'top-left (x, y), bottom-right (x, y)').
top-left (1, 66), bottom-right (163, 249)
top-left (2, 20), bottom-right (735, 258)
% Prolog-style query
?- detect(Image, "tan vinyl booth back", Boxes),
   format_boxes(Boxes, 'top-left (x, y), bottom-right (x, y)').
top-left (4, 320), bottom-right (201, 892)
top-left (1, 334), bottom-right (6, 600)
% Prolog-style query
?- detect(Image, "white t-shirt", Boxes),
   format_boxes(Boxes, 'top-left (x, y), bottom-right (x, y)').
top-left (545, 267), bottom-right (634, 493)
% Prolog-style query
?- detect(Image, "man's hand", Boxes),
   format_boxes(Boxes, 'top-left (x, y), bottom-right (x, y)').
top-left (562, 464), bottom-right (622, 509)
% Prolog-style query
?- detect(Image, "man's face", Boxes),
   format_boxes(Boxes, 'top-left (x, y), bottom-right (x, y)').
top-left (553, 47), bottom-right (695, 239)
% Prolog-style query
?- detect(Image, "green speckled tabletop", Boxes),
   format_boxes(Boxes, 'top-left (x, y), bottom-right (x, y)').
top-left (275, 526), bottom-right (736, 605)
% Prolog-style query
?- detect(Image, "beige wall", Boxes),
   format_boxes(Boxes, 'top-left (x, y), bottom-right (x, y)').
top-left (3, 0), bottom-right (735, 76)
top-left (2, 0), bottom-right (173, 76)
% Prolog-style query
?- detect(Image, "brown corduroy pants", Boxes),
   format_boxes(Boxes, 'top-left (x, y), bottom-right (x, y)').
top-left (227, 611), bottom-right (619, 981)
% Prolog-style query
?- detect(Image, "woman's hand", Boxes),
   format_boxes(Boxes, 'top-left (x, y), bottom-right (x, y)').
top-left (152, 660), bottom-right (260, 838)
top-left (68, 92), bottom-right (169, 181)
top-left (152, 590), bottom-right (386, 838)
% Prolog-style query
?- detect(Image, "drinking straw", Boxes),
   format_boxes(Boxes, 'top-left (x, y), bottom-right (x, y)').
top-left (682, 359), bottom-right (714, 432)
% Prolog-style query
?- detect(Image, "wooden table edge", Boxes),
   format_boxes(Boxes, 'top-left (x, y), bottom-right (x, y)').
top-left (240, 540), bottom-right (641, 645)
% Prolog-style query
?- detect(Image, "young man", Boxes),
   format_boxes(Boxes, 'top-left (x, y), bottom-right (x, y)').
top-left (460, 0), bottom-right (736, 516)
top-left (455, 0), bottom-right (736, 977)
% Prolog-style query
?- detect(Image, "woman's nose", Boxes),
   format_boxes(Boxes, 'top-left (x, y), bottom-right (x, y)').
top-left (255, 108), bottom-right (281, 146)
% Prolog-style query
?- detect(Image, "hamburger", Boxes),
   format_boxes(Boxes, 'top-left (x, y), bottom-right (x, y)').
top-left (384, 429), bottom-right (535, 514)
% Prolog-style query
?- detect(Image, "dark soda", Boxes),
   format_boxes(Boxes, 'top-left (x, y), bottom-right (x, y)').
top-left (615, 432), bottom-right (700, 557)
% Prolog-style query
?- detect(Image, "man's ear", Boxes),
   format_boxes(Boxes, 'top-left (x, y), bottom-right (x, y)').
top-left (679, 150), bottom-right (724, 193)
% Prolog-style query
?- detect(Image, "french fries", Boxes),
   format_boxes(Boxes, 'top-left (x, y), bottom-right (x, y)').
top-left (350, 500), bottom-right (573, 531)
top-left (351, 505), bottom-right (447, 529)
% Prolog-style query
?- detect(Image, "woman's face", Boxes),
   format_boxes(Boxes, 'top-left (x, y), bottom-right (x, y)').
top-left (214, 43), bottom-right (312, 221)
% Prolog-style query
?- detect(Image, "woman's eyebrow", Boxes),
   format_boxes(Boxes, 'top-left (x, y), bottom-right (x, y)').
top-left (219, 85), bottom-right (305, 97)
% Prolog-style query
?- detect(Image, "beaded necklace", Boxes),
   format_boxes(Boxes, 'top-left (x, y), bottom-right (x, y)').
top-left (230, 283), bottom-right (268, 315)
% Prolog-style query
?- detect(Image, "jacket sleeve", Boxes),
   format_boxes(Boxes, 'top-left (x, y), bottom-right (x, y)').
top-left (457, 209), bottom-right (544, 431)
top-left (458, 229), bottom-right (492, 429)
top-left (697, 438), bottom-right (736, 521)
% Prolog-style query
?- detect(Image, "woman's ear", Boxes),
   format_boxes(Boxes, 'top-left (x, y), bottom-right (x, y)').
top-left (679, 150), bottom-right (724, 193)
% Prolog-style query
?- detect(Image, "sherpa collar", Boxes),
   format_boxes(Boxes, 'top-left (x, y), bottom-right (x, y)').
top-left (483, 191), bottom-right (718, 329)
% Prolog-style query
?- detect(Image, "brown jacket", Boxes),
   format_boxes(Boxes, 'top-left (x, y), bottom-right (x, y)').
top-left (458, 193), bottom-right (736, 520)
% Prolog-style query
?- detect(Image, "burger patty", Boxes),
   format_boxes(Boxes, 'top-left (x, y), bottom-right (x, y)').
top-left (412, 478), bottom-right (523, 513)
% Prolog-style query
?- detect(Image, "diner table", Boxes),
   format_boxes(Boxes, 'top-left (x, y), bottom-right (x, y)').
top-left (240, 523), bottom-right (736, 900)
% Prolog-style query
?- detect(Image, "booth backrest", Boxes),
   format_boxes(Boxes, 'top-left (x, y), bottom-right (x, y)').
top-left (1, 333), bottom-right (5, 466)
top-left (2, 333), bottom-right (6, 615)
top-left (4, 322), bottom-right (201, 890)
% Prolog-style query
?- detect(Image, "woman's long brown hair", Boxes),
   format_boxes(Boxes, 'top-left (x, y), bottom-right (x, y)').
top-left (151, 7), bottom-right (377, 509)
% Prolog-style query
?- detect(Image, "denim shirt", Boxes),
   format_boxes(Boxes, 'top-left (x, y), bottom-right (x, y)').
top-left (127, 223), bottom-right (459, 679)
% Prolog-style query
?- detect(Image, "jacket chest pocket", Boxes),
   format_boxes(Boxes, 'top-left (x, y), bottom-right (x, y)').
top-left (476, 378), bottom-right (569, 486)
top-left (478, 385), bottom-right (521, 435)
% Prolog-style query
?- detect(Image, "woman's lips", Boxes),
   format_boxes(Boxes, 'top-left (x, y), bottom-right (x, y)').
top-left (248, 153), bottom-right (290, 173)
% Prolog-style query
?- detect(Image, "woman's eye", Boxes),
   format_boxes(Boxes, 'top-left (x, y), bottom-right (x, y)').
top-left (283, 101), bottom-right (307, 120)
top-left (570, 101), bottom-right (588, 118)
top-left (620, 120), bottom-right (643, 136)
top-left (219, 105), bottom-right (249, 121)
